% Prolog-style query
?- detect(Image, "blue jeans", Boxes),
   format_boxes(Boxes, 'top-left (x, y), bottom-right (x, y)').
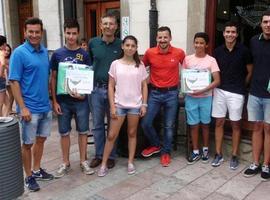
top-left (141, 89), bottom-right (179, 154)
top-left (91, 86), bottom-right (117, 159)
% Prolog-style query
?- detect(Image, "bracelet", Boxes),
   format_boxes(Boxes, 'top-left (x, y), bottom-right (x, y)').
top-left (141, 103), bottom-right (148, 107)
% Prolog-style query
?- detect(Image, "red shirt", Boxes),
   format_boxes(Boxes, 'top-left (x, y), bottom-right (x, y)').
top-left (142, 45), bottom-right (185, 88)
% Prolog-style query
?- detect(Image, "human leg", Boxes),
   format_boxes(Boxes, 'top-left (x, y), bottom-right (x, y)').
top-left (127, 113), bottom-right (140, 164)
top-left (214, 118), bottom-right (225, 155)
top-left (141, 90), bottom-right (162, 157)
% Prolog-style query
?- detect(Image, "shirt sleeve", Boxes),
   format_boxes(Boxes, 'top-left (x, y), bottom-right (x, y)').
top-left (140, 62), bottom-right (149, 81)
top-left (108, 60), bottom-right (117, 79)
top-left (142, 50), bottom-right (149, 67)
top-left (88, 40), bottom-right (93, 66)
top-left (50, 52), bottom-right (58, 71)
top-left (244, 47), bottom-right (253, 65)
top-left (9, 50), bottom-right (23, 81)
top-left (210, 57), bottom-right (220, 73)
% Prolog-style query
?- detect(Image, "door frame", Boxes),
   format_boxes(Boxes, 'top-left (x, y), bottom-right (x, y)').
top-left (84, 1), bottom-right (120, 40)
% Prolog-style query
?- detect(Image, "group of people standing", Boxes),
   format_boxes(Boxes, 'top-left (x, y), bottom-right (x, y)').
top-left (1, 10), bottom-right (269, 193)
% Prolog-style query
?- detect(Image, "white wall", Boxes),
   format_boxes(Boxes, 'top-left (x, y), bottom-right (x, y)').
top-left (128, 0), bottom-right (188, 54)
top-left (38, 0), bottom-right (62, 50)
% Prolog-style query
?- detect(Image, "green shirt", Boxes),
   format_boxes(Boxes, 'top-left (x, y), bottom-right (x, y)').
top-left (88, 37), bottom-right (122, 84)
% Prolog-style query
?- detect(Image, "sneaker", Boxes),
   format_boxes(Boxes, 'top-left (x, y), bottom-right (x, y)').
top-left (141, 146), bottom-right (161, 157)
top-left (97, 166), bottom-right (108, 177)
top-left (80, 161), bottom-right (95, 175)
top-left (243, 163), bottom-right (261, 177)
top-left (187, 152), bottom-right (201, 165)
top-left (90, 157), bottom-right (102, 168)
top-left (127, 163), bottom-right (136, 175)
top-left (32, 168), bottom-right (54, 181)
top-left (160, 153), bottom-right (171, 167)
top-left (230, 156), bottom-right (239, 170)
top-left (107, 159), bottom-right (115, 169)
top-left (201, 150), bottom-right (209, 163)
top-left (25, 176), bottom-right (40, 192)
top-left (211, 154), bottom-right (224, 167)
top-left (261, 165), bottom-right (270, 181)
top-left (54, 163), bottom-right (71, 179)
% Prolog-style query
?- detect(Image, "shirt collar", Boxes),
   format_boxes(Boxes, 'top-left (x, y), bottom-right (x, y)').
top-left (24, 40), bottom-right (45, 53)
top-left (258, 33), bottom-right (270, 41)
top-left (99, 36), bottom-right (117, 45)
top-left (155, 44), bottom-right (172, 54)
top-left (222, 42), bottom-right (239, 52)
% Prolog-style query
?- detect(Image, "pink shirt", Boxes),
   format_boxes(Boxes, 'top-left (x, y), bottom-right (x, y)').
top-left (108, 59), bottom-right (148, 108)
top-left (183, 54), bottom-right (219, 97)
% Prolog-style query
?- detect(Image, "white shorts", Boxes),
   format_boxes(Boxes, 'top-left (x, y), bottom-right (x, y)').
top-left (212, 88), bottom-right (245, 121)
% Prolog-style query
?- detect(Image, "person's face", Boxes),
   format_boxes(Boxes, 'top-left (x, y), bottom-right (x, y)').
top-left (156, 30), bottom-right (171, 50)
top-left (24, 24), bottom-right (43, 47)
top-left (122, 39), bottom-right (137, 57)
top-left (194, 37), bottom-right (208, 54)
top-left (4, 46), bottom-right (11, 58)
top-left (64, 27), bottom-right (79, 46)
top-left (223, 26), bottom-right (238, 44)
top-left (81, 42), bottom-right (87, 51)
top-left (261, 15), bottom-right (270, 37)
top-left (0, 43), bottom-right (6, 52)
top-left (100, 17), bottom-right (117, 37)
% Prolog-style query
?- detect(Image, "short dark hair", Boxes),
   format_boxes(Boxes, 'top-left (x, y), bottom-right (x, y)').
top-left (24, 17), bottom-right (43, 31)
top-left (101, 13), bottom-right (117, 23)
top-left (223, 21), bottom-right (239, 33)
top-left (261, 10), bottom-right (270, 22)
top-left (64, 19), bottom-right (80, 32)
top-left (0, 35), bottom-right (7, 46)
top-left (157, 26), bottom-right (172, 37)
top-left (194, 32), bottom-right (209, 44)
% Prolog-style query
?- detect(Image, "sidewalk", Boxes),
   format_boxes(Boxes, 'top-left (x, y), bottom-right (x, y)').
top-left (19, 118), bottom-right (270, 200)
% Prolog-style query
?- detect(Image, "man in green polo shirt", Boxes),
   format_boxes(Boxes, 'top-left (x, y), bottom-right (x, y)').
top-left (88, 13), bottom-right (121, 168)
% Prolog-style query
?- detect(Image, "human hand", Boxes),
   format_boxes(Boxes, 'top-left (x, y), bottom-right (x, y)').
top-left (140, 106), bottom-right (147, 117)
top-left (110, 107), bottom-right (117, 119)
top-left (69, 89), bottom-right (85, 100)
top-left (53, 102), bottom-right (63, 115)
top-left (21, 107), bottom-right (32, 122)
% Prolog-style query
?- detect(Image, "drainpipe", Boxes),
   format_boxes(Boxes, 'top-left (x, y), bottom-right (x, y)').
top-left (58, 0), bottom-right (63, 47)
top-left (149, 0), bottom-right (158, 47)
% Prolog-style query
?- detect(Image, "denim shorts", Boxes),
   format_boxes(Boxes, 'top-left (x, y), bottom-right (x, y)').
top-left (0, 77), bottom-right (6, 92)
top-left (185, 95), bottom-right (212, 125)
top-left (20, 111), bottom-right (52, 144)
top-left (116, 107), bottom-right (140, 116)
top-left (58, 99), bottom-right (89, 135)
top-left (247, 94), bottom-right (270, 123)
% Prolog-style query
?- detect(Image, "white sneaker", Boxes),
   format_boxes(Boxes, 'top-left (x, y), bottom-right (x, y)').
top-left (80, 160), bottom-right (95, 175)
top-left (127, 163), bottom-right (136, 175)
top-left (54, 163), bottom-right (71, 178)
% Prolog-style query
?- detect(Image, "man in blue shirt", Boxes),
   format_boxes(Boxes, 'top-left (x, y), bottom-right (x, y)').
top-left (9, 17), bottom-right (53, 192)
top-left (50, 19), bottom-right (94, 178)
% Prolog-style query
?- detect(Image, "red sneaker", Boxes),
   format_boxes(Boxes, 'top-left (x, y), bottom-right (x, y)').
top-left (141, 146), bottom-right (161, 157)
top-left (160, 153), bottom-right (171, 167)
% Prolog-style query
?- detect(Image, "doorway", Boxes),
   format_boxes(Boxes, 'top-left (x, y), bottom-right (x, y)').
top-left (206, 0), bottom-right (270, 52)
top-left (18, 0), bottom-right (33, 43)
top-left (84, 1), bottom-right (120, 41)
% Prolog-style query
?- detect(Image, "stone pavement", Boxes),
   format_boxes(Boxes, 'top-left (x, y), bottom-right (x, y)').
top-left (19, 118), bottom-right (270, 200)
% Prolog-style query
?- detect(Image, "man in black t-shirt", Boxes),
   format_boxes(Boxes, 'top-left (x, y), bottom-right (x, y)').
top-left (243, 11), bottom-right (270, 181)
top-left (212, 22), bottom-right (252, 170)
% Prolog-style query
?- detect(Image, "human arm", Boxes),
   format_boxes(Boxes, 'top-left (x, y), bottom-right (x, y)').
top-left (0, 49), bottom-right (5, 77)
top-left (108, 75), bottom-right (117, 119)
top-left (245, 63), bottom-right (253, 86)
top-left (140, 79), bottom-right (148, 117)
top-left (50, 70), bottom-right (62, 115)
top-left (10, 80), bottom-right (31, 121)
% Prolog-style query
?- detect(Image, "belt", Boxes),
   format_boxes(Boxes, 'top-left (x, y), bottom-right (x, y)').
top-left (150, 84), bottom-right (178, 92)
top-left (95, 82), bottom-right (108, 89)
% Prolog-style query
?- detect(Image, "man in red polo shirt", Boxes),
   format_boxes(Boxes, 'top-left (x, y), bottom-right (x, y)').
top-left (141, 26), bottom-right (185, 167)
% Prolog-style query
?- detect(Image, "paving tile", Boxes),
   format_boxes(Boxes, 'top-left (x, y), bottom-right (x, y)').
top-left (166, 186), bottom-right (209, 200)
top-left (205, 192), bottom-right (236, 200)
top-left (245, 181), bottom-right (270, 200)
top-left (172, 160), bottom-right (212, 183)
top-left (125, 187), bottom-right (169, 200)
top-left (216, 172), bottom-right (262, 200)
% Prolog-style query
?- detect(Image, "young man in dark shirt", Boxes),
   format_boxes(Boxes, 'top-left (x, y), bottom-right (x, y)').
top-left (243, 11), bottom-right (270, 181)
top-left (211, 21), bottom-right (252, 169)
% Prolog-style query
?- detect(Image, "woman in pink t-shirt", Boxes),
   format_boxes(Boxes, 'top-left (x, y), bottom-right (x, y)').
top-left (98, 35), bottom-right (148, 177)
